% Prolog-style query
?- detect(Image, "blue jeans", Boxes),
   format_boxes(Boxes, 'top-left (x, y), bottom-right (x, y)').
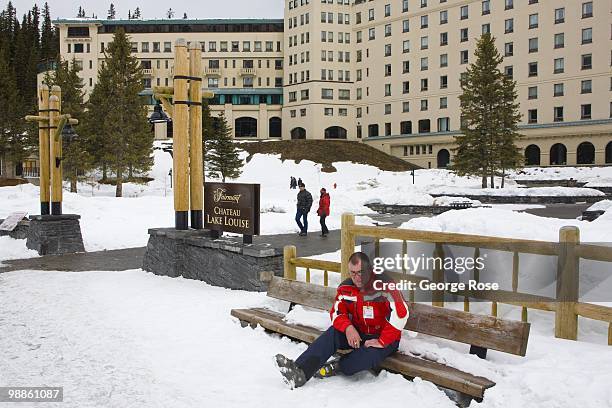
top-left (295, 208), bottom-right (308, 233)
top-left (295, 327), bottom-right (399, 380)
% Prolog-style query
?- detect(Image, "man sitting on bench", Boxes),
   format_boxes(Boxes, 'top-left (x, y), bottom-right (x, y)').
top-left (275, 252), bottom-right (409, 388)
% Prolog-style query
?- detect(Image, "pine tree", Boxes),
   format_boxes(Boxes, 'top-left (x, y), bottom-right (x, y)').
top-left (183, 13), bottom-right (188, 19)
top-left (83, 28), bottom-right (153, 197)
top-left (107, 4), bottom-right (116, 20)
top-left (166, 8), bottom-right (174, 19)
top-left (206, 113), bottom-right (243, 182)
top-left (46, 58), bottom-right (89, 192)
top-left (40, 3), bottom-right (56, 62)
top-left (128, 10), bottom-right (132, 20)
top-left (133, 7), bottom-right (141, 19)
top-left (453, 33), bottom-right (521, 188)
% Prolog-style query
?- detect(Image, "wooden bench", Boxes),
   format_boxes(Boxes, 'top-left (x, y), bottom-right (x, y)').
top-left (231, 276), bottom-right (530, 400)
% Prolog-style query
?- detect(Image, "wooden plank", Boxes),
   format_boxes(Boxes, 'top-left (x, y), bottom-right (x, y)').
top-left (290, 257), bottom-right (341, 272)
top-left (348, 225), bottom-right (558, 256)
top-left (341, 213), bottom-right (356, 281)
top-left (555, 227), bottom-right (579, 341)
top-left (267, 277), bottom-right (336, 311)
top-left (172, 39), bottom-right (190, 224)
top-left (38, 85), bottom-right (50, 209)
top-left (283, 246), bottom-right (297, 280)
top-left (267, 277), bottom-right (530, 356)
top-left (406, 302), bottom-right (530, 356)
top-left (230, 308), bottom-right (496, 398)
top-left (576, 244), bottom-right (612, 263)
top-left (188, 42), bottom-right (204, 221)
top-left (575, 302), bottom-right (612, 323)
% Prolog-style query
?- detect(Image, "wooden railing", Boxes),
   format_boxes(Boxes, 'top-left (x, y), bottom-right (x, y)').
top-left (283, 212), bottom-right (612, 346)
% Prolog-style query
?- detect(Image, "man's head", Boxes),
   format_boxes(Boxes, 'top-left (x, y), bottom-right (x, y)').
top-left (299, 183), bottom-right (305, 190)
top-left (348, 252), bottom-right (373, 289)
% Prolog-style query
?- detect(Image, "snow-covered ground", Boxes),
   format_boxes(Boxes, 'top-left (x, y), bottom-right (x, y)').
top-left (1, 269), bottom-right (610, 408)
top-left (511, 166), bottom-right (612, 187)
top-left (0, 142), bottom-right (609, 255)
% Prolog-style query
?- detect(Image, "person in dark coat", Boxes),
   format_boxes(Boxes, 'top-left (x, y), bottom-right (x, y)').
top-left (290, 177), bottom-right (297, 189)
top-left (317, 188), bottom-right (330, 237)
top-left (295, 183), bottom-right (313, 236)
top-left (298, 177), bottom-right (303, 186)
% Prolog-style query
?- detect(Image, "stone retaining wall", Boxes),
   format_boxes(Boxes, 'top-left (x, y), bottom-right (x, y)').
top-left (0, 219), bottom-right (29, 239)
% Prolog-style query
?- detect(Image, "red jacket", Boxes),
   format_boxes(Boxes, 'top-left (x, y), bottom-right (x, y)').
top-left (329, 274), bottom-right (409, 346)
top-left (317, 193), bottom-right (330, 216)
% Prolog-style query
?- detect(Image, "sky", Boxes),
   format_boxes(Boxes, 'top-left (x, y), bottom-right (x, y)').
top-left (6, 0), bottom-right (285, 20)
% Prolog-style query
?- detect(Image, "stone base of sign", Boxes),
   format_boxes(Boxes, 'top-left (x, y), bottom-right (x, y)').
top-left (142, 228), bottom-right (283, 291)
top-left (26, 214), bottom-right (85, 255)
top-left (0, 219), bottom-right (29, 239)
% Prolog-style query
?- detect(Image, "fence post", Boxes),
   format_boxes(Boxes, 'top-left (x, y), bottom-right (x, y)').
top-left (341, 213), bottom-right (356, 281)
top-left (283, 245), bottom-right (297, 280)
top-left (555, 226), bottom-right (580, 341)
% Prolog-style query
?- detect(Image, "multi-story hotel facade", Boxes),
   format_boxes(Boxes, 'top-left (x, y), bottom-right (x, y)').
top-left (52, 0), bottom-right (611, 169)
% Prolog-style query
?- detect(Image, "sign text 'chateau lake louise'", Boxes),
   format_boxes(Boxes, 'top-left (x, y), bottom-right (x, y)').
top-left (204, 183), bottom-right (260, 236)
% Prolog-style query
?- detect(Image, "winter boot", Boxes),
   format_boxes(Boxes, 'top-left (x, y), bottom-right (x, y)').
top-left (314, 358), bottom-right (341, 379)
top-left (275, 354), bottom-right (307, 389)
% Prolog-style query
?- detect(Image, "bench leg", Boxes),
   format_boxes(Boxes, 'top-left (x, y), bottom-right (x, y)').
top-left (469, 345), bottom-right (487, 359)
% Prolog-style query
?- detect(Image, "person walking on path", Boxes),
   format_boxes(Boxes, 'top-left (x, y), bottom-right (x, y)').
top-left (290, 176), bottom-right (297, 189)
top-left (317, 188), bottom-right (330, 237)
top-left (295, 183), bottom-right (313, 236)
top-left (298, 177), bottom-right (303, 186)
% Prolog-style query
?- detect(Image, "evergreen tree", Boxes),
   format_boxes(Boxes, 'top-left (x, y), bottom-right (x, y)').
top-left (107, 4), bottom-right (116, 20)
top-left (83, 28), bottom-right (153, 196)
top-left (166, 8), bottom-right (174, 19)
top-left (46, 58), bottom-right (89, 192)
top-left (133, 7), bottom-right (141, 19)
top-left (453, 33), bottom-right (521, 188)
top-left (183, 13), bottom-right (188, 19)
top-left (206, 113), bottom-right (243, 182)
top-left (40, 3), bottom-right (56, 62)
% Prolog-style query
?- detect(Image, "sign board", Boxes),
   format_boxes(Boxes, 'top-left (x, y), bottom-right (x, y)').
top-left (0, 211), bottom-right (28, 232)
top-left (204, 183), bottom-right (260, 236)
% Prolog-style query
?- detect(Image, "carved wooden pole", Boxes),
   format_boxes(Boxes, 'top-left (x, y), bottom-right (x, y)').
top-left (189, 41), bottom-right (204, 229)
top-left (39, 85), bottom-right (51, 215)
top-left (49, 86), bottom-right (62, 215)
top-left (172, 39), bottom-right (190, 230)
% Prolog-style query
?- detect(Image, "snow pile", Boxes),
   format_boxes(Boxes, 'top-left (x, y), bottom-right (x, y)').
top-left (0, 237), bottom-right (38, 263)
top-left (586, 200), bottom-right (612, 212)
top-left (1, 269), bottom-right (610, 408)
top-left (432, 196), bottom-right (482, 207)
top-left (428, 185), bottom-right (604, 197)
top-left (511, 166), bottom-right (612, 186)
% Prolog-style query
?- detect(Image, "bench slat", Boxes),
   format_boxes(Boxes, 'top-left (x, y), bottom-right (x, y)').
top-left (267, 277), bottom-right (530, 356)
top-left (231, 307), bottom-right (496, 398)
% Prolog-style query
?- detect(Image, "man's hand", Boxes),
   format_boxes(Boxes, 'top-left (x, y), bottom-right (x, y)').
top-left (345, 325), bottom-right (362, 348)
top-left (364, 339), bottom-right (384, 348)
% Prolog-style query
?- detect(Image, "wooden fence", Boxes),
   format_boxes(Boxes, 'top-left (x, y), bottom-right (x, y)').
top-left (283, 213), bottom-right (612, 346)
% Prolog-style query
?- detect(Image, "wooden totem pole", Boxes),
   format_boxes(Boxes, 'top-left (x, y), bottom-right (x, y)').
top-left (155, 39), bottom-right (213, 230)
top-left (26, 85), bottom-right (78, 216)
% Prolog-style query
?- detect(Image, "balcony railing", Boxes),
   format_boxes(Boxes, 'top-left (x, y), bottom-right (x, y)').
top-left (142, 68), bottom-right (153, 76)
top-left (204, 67), bottom-right (221, 76)
top-left (239, 67), bottom-right (256, 76)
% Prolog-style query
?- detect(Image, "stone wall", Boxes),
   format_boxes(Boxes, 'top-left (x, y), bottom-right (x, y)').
top-left (26, 215), bottom-right (85, 255)
top-left (142, 228), bottom-right (283, 292)
top-left (0, 219), bottom-right (29, 239)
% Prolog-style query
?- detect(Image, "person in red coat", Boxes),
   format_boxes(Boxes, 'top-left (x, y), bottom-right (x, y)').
top-left (316, 188), bottom-right (330, 237)
top-left (275, 252), bottom-right (409, 388)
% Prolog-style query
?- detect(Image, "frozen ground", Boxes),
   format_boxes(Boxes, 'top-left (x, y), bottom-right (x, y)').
top-left (0, 269), bottom-right (610, 408)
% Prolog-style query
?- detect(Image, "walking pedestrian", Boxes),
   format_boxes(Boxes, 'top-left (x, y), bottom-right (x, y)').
top-left (298, 177), bottom-right (303, 187)
top-left (295, 183), bottom-right (313, 236)
top-left (317, 188), bottom-right (330, 237)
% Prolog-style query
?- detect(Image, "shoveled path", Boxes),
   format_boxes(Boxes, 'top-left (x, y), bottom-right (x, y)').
top-left (0, 213), bottom-right (421, 273)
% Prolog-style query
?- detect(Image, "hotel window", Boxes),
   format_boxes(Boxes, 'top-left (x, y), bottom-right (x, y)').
top-left (529, 0), bottom-right (538, 4)
top-left (74, 43), bottom-right (84, 53)
top-left (231, 41), bottom-right (239, 52)
top-left (505, 0), bottom-right (513, 10)
top-left (385, 84), bottom-right (392, 96)
top-left (460, 28), bottom-right (468, 42)
top-left (421, 36), bottom-right (428, 50)
top-left (505, 18), bottom-right (513, 33)
top-left (440, 10), bottom-right (448, 24)
top-left (504, 65), bottom-right (513, 78)
top-left (554, 58), bottom-right (564, 73)
top-left (327, 12), bottom-right (333, 23)
top-left (141, 42), bottom-right (149, 53)
top-left (402, 0), bottom-right (409, 12)
top-left (356, 107), bottom-right (362, 118)
top-left (403, 19), bottom-right (409, 32)
top-left (554, 107), bottom-right (564, 122)
top-left (403, 60), bottom-right (410, 73)
top-left (207, 78), bottom-right (219, 88)
top-left (301, 89), bottom-right (310, 100)
top-left (290, 110), bottom-right (296, 118)
top-left (243, 42), bottom-right (251, 52)
top-left (529, 38), bottom-right (538, 53)
top-left (421, 15), bottom-right (428, 29)
top-left (582, 28), bottom-right (592, 44)
top-left (300, 108), bottom-right (306, 117)
top-left (403, 40), bottom-right (410, 53)
top-left (152, 42), bottom-right (160, 53)
top-left (529, 62), bottom-right (538, 76)
top-left (385, 24), bottom-right (391, 37)
top-left (385, 44), bottom-right (392, 56)
top-left (482, 1), bottom-right (491, 15)
top-left (402, 102), bottom-right (410, 112)
top-left (385, 64), bottom-right (392, 76)
top-left (460, 50), bottom-right (469, 64)
top-left (403, 81), bottom-right (410, 93)
top-left (421, 57), bottom-right (428, 71)
top-left (581, 54), bottom-right (592, 70)
top-left (440, 53), bottom-right (448, 67)
top-left (421, 78), bottom-right (428, 91)
top-left (528, 109), bottom-right (537, 124)
top-left (385, 4), bottom-right (391, 17)
top-left (338, 13), bottom-right (343, 24)
top-left (369, 28), bottom-right (375, 40)
top-left (440, 97), bottom-right (448, 109)
top-left (555, 8), bottom-right (565, 24)
top-left (581, 80), bottom-right (592, 94)
top-left (164, 42), bottom-right (171, 52)
top-left (356, 12), bottom-right (362, 24)
top-left (421, 99), bottom-right (428, 111)
top-left (421, 0), bottom-right (427, 8)
top-left (554, 33), bottom-right (564, 49)
top-left (339, 108), bottom-right (348, 117)
top-left (505, 42), bottom-right (513, 57)
top-left (528, 86), bottom-right (538, 100)
top-left (554, 83), bottom-right (564, 96)
top-left (266, 41), bottom-right (273, 51)
top-left (581, 104), bottom-right (591, 119)
top-left (440, 75), bottom-right (448, 89)
top-left (529, 14), bottom-right (538, 29)
top-left (440, 32), bottom-right (448, 46)
top-left (220, 42), bottom-right (228, 52)
top-left (582, 2), bottom-right (593, 18)
top-left (482, 24), bottom-right (490, 34)
top-left (368, 8), bottom-right (374, 21)
top-left (322, 88), bottom-right (333, 99)
top-left (460, 6), bottom-right (468, 20)
top-left (385, 104), bottom-right (391, 115)
top-left (129, 42), bottom-right (137, 53)
top-left (324, 108), bottom-right (333, 116)
top-left (438, 117), bottom-right (450, 131)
